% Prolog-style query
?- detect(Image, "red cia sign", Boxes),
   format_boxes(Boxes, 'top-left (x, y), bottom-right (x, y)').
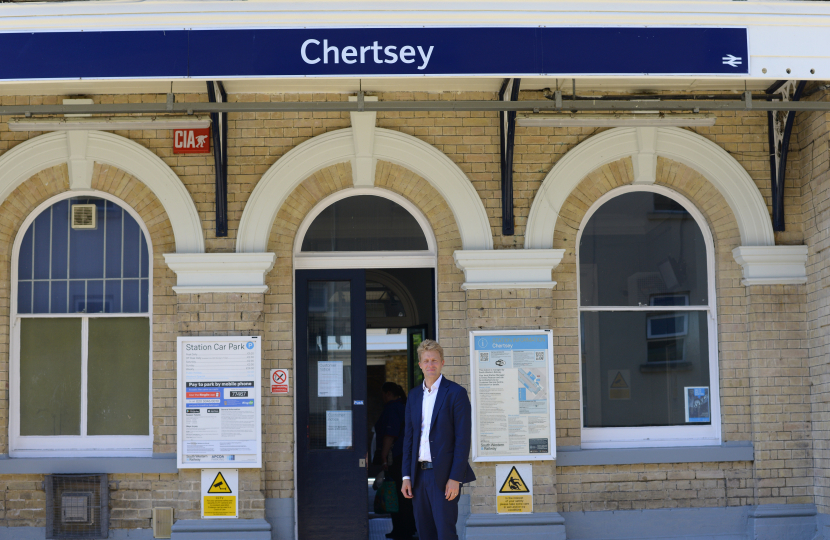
top-left (173, 128), bottom-right (211, 154)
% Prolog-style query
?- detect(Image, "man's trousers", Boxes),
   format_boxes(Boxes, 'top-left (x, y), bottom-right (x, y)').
top-left (412, 468), bottom-right (459, 540)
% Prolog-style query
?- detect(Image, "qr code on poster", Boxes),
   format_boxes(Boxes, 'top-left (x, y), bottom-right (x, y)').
top-left (536, 352), bottom-right (545, 362)
top-left (479, 352), bottom-right (489, 362)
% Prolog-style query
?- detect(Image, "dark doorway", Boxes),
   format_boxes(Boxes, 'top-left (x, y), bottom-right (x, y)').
top-left (296, 267), bottom-right (434, 540)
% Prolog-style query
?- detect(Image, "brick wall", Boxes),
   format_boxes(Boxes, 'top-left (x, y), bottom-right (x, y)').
top-left (0, 89), bottom-right (820, 529)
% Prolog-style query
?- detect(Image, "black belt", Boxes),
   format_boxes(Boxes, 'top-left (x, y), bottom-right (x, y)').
top-left (419, 461), bottom-right (433, 470)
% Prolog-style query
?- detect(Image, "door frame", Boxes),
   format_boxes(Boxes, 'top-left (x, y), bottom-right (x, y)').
top-left (292, 263), bottom-right (438, 540)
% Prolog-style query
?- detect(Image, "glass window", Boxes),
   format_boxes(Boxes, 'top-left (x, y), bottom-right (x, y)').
top-left (301, 195), bottom-right (428, 252)
top-left (579, 191), bottom-right (714, 434)
top-left (17, 197), bottom-right (150, 314)
top-left (13, 195), bottom-right (151, 455)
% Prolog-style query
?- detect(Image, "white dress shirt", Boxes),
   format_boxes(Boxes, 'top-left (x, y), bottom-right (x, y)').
top-left (403, 375), bottom-right (443, 481)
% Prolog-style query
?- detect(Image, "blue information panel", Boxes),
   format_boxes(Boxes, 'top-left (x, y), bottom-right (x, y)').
top-left (470, 330), bottom-right (556, 462)
top-left (0, 26), bottom-right (748, 80)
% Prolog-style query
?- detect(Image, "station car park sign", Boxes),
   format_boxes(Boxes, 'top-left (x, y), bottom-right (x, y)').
top-left (0, 27), bottom-right (749, 81)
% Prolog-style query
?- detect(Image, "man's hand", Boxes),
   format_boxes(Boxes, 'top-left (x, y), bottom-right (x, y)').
top-left (445, 479), bottom-right (460, 501)
top-left (401, 479), bottom-right (413, 499)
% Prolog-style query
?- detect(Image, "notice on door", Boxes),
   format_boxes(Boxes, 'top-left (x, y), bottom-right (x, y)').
top-left (318, 361), bottom-right (343, 397)
top-left (177, 336), bottom-right (262, 468)
top-left (326, 410), bottom-right (352, 448)
top-left (201, 469), bottom-right (238, 519)
top-left (470, 331), bottom-right (555, 461)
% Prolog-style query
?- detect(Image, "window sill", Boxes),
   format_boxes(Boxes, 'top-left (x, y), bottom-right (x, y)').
top-left (0, 453), bottom-right (177, 474)
top-left (555, 442), bottom-right (753, 466)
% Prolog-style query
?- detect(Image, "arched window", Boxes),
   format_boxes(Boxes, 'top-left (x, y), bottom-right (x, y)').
top-left (11, 194), bottom-right (152, 456)
top-left (294, 189), bottom-right (436, 269)
top-left (578, 186), bottom-right (719, 448)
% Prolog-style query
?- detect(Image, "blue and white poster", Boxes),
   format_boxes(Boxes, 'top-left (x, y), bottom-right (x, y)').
top-left (685, 386), bottom-right (710, 423)
top-left (470, 330), bottom-right (555, 462)
top-left (177, 336), bottom-right (262, 468)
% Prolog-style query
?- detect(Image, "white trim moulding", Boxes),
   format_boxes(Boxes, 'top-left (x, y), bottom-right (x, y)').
top-left (8, 116), bottom-right (211, 132)
top-left (164, 252), bottom-right (276, 294)
top-left (732, 245), bottom-right (809, 286)
top-left (453, 249), bottom-right (565, 290)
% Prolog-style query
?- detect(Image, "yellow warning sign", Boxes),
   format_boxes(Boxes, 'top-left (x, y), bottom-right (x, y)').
top-left (498, 466), bottom-right (530, 493)
top-left (203, 496), bottom-right (237, 517)
top-left (610, 372), bottom-right (627, 388)
top-left (497, 495), bottom-right (532, 513)
top-left (207, 472), bottom-right (233, 494)
top-left (609, 369), bottom-right (630, 400)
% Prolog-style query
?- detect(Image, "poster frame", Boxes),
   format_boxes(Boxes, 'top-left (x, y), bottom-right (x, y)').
top-left (176, 335), bottom-right (263, 469)
top-left (469, 329), bottom-right (556, 462)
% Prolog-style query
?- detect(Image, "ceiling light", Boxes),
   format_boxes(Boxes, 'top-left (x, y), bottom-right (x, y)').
top-left (516, 113), bottom-right (716, 128)
top-left (8, 116), bottom-right (211, 132)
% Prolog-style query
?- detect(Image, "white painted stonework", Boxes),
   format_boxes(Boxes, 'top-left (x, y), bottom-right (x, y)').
top-left (453, 249), bottom-right (566, 290)
top-left (732, 246), bottom-right (809, 286)
top-left (0, 130), bottom-right (204, 253)
top-left (164, 253), bottom-right (277, 294)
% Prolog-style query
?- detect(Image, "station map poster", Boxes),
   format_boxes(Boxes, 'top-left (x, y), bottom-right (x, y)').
top-left (177, 336), bottom-right (262, 468)
top-left (470, 330), bottom-right (555, 462)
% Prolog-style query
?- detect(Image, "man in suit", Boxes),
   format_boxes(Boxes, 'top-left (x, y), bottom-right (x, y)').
top-left (401, 339), bottom-right (476, 540)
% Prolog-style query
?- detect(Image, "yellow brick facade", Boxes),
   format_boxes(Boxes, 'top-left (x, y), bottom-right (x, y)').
top-left (0, 88), bottom-right (827, 531)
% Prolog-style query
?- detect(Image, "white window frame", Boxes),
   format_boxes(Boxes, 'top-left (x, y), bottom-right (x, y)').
top-left (293, 187), bottom-right (438, 270)
top-left (577, 185), bottom-right (721, 449)
top-left (9, 191), bottom-right (153, 457)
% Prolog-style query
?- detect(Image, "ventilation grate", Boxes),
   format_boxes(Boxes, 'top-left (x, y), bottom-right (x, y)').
top-left (71, 204), bottom-right (97, 230)
top-left (46, 474), bottom-right (109, 539)
top-left (152, 508), bottom-right (173, 539)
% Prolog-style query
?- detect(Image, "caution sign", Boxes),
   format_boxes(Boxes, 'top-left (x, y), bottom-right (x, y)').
top-left (201, 469), bottom-right (238, 518)
top-left (608, 369), bottom-right (631, 400)
top-left (495, 464), bottom-right (532, 514)
top-left (270, 368), bottom-right (289, 394)
top-left (499, 466), bottom-right (529, 493)
top-left (208, 472), bottom-right (233, 493)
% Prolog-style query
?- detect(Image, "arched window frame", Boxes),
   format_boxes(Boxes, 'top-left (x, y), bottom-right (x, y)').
top-left (577, 185), bottom-right (721, 448)
top-left (293, 188), bottom-right (437, 270)
top-left (9, 191), bottom-right (153, 457)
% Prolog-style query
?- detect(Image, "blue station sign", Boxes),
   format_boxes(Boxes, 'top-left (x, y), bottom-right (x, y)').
top-left (0, 27), bottom-right (748, 80)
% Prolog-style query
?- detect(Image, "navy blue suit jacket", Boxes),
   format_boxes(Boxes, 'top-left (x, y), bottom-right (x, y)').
top-left (402, 376), bottom-right (476, 489)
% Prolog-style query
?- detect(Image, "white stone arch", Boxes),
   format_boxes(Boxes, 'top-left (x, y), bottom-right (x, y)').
top-left (0, 130), bottom-right (204, 253)
top-left (524, 126), bottom-right (775, 250)
top-left (236, 124), bottom-right (493, 253)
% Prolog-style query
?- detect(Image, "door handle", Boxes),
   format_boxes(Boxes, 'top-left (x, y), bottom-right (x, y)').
top-left (359, 459), bottom-right (366, 467)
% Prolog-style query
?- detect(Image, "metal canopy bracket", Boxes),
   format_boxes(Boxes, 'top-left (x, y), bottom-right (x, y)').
top-left (767, 80), bottom-right (806, 232)
top-left (499, 78), bottom-right (521, 236)
top-left (206, 81), bottom-right (229, 238)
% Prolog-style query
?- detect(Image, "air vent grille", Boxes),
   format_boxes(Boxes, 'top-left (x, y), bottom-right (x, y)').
top-left (71, 204), bottom-right (97, 230)
top-left (152, 508), bottom-right (173, 538)
top-left (46, 474), bottom-right (109, 539)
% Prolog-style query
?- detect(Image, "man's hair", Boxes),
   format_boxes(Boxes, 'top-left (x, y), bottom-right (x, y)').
top-left (417, 339), bottom-right (444, 361)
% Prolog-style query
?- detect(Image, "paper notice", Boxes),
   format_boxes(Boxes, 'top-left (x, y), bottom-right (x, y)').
top-left (318, 361), bottom-right (344, 397)
top-left (326, 410), bottom-right (352, 447)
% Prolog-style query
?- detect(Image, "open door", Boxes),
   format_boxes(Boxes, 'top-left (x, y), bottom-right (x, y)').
top-left (296, 269), bottom-right (368, 540)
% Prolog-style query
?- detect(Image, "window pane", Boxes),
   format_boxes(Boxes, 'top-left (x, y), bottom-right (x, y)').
top-left (20, 318), bottom-right (82, 435)
top-left (69, 200), bottom-right (105, 280)
top-left (579, 192), bottom-right (708, 306)
top-left (301, 195), bottom-right (428, 251)
top-left (87, 318), bottom-right (150, 436)
top-left (580, 311), bottom-right (710, 428)
top-left (307, 281), bottom-right (353, 450)
top-left (18, 197), bottom-right (150, 314)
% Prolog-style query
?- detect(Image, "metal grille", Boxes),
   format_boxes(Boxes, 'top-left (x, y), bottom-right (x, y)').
top-left (46, 474), bottom-right (109, 539)
top-left (71, 205), bottom-right (97, 229)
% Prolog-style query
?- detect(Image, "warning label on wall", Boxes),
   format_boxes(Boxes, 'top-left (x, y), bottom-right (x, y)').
top-left (608, 369), bottom-right (631, 400)
top-left (201, 469), bottom-right (238, 519)
top-left (203, 496), bottom-right (237, 517)
top-left (495, 464), bottom-right (533, 514)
